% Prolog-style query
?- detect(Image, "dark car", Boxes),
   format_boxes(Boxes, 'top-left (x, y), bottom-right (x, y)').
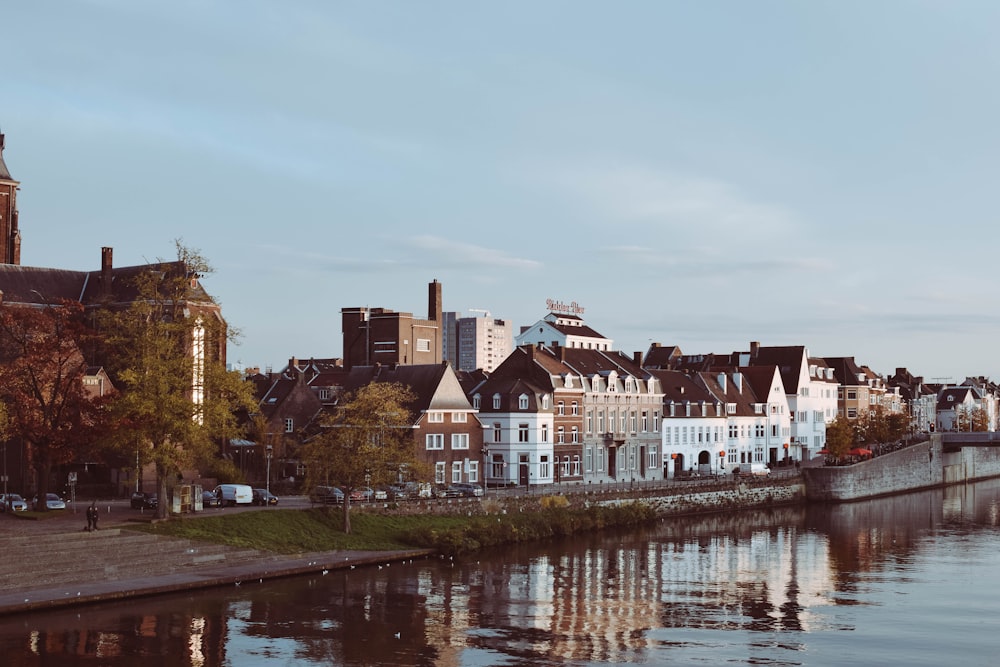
top-left (443, 483), bottom-right (484, 498)
top-left (310, 486), bottom-right (344, 504)
top-left (130, 492), bottom-right (158, 510)
top-left (202, 490), bottom-right (221, 508)
top-left (252, 488), bottom-right (278, 506)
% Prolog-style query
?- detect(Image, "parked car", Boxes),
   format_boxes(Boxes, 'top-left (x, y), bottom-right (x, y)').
top-left (130, 492), bottom-right (158, 510)
top-left (384, 484), bottom-right (408, 500)
top-left (252, 488), bottom-right (278, 506)
top-left (0, 493), bottom-right (28, 512)
top-left (350, 487), bottom-right (375, 502)
top-left (201, 490), bottom-right (221, 508)
top-left (310, 485), bottom-right (344, 504)
top-left (443, 483), bottom-right (484, 498)
top-left (33, 493), bottom-right (67, 511)
top-left (734, 463), bottom-right (771, 477)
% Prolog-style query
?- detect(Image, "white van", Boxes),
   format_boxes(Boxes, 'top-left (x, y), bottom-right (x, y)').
top-left (212, 484), bottom-right (253, 506)
top-left (737, 463), bottom-right (771, 477)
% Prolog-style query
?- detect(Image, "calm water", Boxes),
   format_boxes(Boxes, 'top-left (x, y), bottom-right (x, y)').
top-left (3, 479), bottom-right (1000, 666)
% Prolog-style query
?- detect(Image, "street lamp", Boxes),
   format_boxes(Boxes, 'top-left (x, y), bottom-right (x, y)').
top-left (265, 444), bottom-right (273, 498)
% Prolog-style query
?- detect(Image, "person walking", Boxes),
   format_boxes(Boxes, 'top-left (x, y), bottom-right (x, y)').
top-left (86, 502), bottom-right (99, 531)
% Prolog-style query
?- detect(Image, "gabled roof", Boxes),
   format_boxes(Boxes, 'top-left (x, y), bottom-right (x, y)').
top-left (937, 386), bottom-right (976, 410)
top-left (643, 343), bottom-right (683, 369)
top-left (823, 357), bottom-right (868, 386)
top-left (747, 345), bottom-right (806, 392)
top-left (343, 362), bottom-right (473, 415)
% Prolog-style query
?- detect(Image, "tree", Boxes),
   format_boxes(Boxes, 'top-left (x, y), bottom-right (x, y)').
top-left (299, 382), bottom-right (418, 534)
top-left (0, 300), bottom-right (112, 509)
top-left (99, 242), bottom-right (256, 519)
top-left (825, 416), bottom-right (855, 461)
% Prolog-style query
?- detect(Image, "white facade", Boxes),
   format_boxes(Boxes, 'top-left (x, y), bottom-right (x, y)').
top-left (479, 400), bottom-right (555, 487)
top-left (788, 362), bottom-right (839, 459)
top-left (516, 313), bottom-right (613, 351)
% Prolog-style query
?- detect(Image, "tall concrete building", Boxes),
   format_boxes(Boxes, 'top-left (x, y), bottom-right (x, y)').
top-left (445, 311), bottom-right (512, 373)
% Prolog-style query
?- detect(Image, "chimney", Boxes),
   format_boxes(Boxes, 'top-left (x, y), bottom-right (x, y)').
top-left (750, 341), bottom-right (760, 357)
top-left (428, 279), bottom-right (442, 322)
top-left (732, 372), bottom-right (743, 393)
top-left (101, 247), bottom-right (113, 296)
top-left (717, 372), bottom-right (727, 393)
top-left (633, 351), bottom-right (643, 365)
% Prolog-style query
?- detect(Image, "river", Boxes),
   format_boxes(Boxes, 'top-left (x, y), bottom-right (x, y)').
top-left (3, 478), bottom-right (1000, 666)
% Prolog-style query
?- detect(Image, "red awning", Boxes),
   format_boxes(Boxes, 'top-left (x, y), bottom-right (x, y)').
top-left (848, 447), bottom-right (873, 457)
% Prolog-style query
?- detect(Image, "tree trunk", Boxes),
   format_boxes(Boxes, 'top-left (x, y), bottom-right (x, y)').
top-left (342, 495), bottom-right (352, 534)
top-left (155, 465), bottom-right (170, 520)
top-left (33, 455), bottom-right (52, 512)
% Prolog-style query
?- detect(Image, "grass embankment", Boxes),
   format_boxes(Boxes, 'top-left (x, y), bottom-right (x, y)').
top-left (130, 502), bottom-right (658, 557)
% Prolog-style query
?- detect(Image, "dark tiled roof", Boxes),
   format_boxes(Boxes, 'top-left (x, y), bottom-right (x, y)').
top-left (0, 260), bottom-right (216, 309)
top-left (343, 362), bottom-right (471, 414)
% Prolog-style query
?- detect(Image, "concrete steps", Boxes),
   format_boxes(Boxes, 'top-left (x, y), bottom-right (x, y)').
top-left (0, 527), bottom-right (270, 593)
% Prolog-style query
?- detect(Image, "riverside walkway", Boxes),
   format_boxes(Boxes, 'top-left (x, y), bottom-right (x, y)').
top-left (0, 498), bottom-right (431, 617)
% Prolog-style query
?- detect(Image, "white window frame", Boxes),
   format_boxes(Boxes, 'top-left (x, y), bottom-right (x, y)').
top-left (451, 433), bottom-right (469, 450)
top-left (425, 434), bottom-right (444, 450)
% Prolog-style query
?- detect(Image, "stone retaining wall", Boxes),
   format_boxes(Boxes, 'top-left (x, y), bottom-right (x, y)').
top-left (801, 439), bottom-right (942, 502)
top-left (353, 476), bottom-right (805, 518)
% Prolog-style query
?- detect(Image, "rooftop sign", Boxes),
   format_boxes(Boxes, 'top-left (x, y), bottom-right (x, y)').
top-left (546, 299), bottom-right (585, 315)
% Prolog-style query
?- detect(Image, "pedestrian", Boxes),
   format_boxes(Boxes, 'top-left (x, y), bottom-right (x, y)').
top-left (86, 502), bottom-right (99, 531)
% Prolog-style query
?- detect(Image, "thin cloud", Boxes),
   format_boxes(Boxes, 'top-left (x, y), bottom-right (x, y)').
top-left (540, 161), bottom-right (798, 235)
top-left (400, 236), bottom-right (542, 270)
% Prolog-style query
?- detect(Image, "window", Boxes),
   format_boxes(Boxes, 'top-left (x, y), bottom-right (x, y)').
top-left (630, 411), bottom-right (637, 433)
top-left (557, 401), bottom-right (565, 415)
top-left (562, 456), bottom-right (571, 476)
top-left (586, 410), bottom-right (593, 433)
top-left (541, 424), bottom-right (548, 442)
top-left (641, 411), bottom-right (648, 432)
top-left (571, 401), bottom-right (579, 416)
top-left (427, 412), bottom-right (444, 423)
top-left (847, 389), bottom-right (857, 400)
top-left (493, 394), bottom-right (501, 410)
top-left (557, 426), bottom-right (565, 443)
top-left (473, 394), bottom-right (481, 409)
top-left (452, 462), bottom-right (462, 483)
top-left (452, 412), bottom-right (467, 423)
top-left (727, 403), bottom-right (736, 415)
top-left (284, 418), bottom-right (294, 433)
top-left (491, 455), bottom-right (504, 480)
top-left (598, 411), bottom-right (605, 433)
top-left (452, 433), bottom-right (469, 449)
top-left (519, 394), bottom-right (529, 410)
top-left (425, 434), bottom-right (444, 450)
top-left (648, 445), bottom-right (659, 469)
top-left (585, 447), bottom-right (593, 472)
top-left (468, 461), bottom-right (479, 483)
top-left (416, 338), bottom-right (431, 352)
top-left (847, 408), bottom-right (858, 418)
top-left (435, 462), bottom-right (446, 484)
top-left (541, 394), bottom-right (550, 409)
top-left (539, 455), bottom-right (549, 479)
top-left (572, 455), bottom-right (581, 476)
top-left (518, 423), bottom-right (529, 442)
top-left (597, 446), bottom-right (605, 472)
top-left (571, 426), bottom-right (579, 443)
top-left (653, 411), bottom-right (659, 432)
top-left (620, 411), bottom-right (627, 433)
top-left (319, 388), bottom-right (330, 400)
top-left (493, 422), bottom-right (502, 443)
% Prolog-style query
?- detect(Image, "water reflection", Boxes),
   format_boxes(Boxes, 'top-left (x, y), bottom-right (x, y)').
top-left (4, 478), bottom-right (1000, 666)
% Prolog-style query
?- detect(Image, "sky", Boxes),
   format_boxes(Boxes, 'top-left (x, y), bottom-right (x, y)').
top-left (4, 1), bottom-right (1000, 382)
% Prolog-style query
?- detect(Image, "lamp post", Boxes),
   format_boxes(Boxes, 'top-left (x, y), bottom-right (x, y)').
top-left (265, 444), bottom-right (273, 498)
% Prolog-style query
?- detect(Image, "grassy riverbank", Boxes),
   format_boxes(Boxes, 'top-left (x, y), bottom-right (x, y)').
top-left (131, 502), bottom-right (658, 557)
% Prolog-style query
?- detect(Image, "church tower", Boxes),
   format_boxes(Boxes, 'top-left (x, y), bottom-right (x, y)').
top-left (0, 132), bottom-right (22, 265)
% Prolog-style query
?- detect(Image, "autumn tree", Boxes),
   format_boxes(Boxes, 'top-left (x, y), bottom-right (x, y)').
top-left (0, 299), bottom-right (112, 509)
top-left (299, 382), bottom-right (419, 534)
top-left (99, 242), bottom-right (256, 519)
top-left (824, 416), bottom-right (855, 461)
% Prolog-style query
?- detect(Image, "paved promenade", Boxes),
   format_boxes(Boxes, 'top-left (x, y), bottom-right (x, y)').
top-left (0, 498), bottom-right (432, 616)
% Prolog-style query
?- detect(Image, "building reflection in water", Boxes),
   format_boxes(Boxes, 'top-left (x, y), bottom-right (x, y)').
top-left (3, 478), bottom-right (1000, 666)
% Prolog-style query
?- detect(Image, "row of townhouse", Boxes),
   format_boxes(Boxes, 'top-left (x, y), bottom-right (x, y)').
top-left (245, 288), bottom-right (1000, 490)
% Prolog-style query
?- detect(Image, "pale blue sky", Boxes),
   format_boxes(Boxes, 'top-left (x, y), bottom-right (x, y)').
top-left (5, 1), bottom-right (1000, 381)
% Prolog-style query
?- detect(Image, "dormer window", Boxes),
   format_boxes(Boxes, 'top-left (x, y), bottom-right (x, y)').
top-left (473, 394), bottom-right (481, 409)
top-left (519, 394), bottom-right (530, 410)
top-left (493, 393), bottom-right (501, 410)
top-left (541, 394), bottom-right (550, 409)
